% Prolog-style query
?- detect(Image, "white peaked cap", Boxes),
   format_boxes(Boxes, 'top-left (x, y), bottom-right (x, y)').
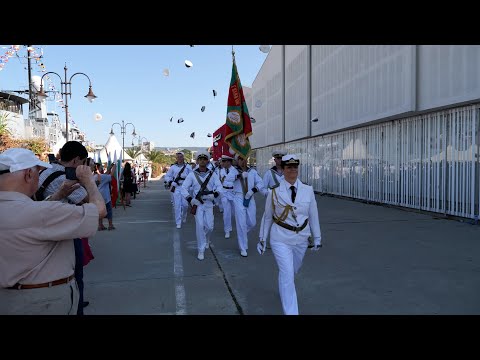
top-left (281, 154), bottom-right (300, 165)
top-left (196, 151), bottom-right (210, 160)
top-left (272, 150), bottom-right (287, 157)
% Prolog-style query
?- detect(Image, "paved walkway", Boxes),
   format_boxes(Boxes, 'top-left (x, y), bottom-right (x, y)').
top-left (84, 177), bottom-right (480, 314)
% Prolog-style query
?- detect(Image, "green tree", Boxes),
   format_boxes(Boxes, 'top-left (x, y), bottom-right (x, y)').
top-left (126, 148), bottom-right (142, 160)
top-left (0, 112), bottom-right (11, 137)
top-left (145, 150), bottom-right (163, 163)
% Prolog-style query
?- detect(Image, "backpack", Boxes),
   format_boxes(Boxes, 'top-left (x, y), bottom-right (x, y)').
top-left (34, 170), bottom-right (65, 201)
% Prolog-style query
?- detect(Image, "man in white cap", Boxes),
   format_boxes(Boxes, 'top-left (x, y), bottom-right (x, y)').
top-left (263, 150), bottom-right (286, 189)
top-left (0, 148), bottom-right (106, 315)
top-left (180, 151), bottom-right (223, 260)
top-left (224, 153), bottom-right (265, 257)
top-left (164, 151), bottom-right (193, 228)
top-left (258, 154), bottom-right (322, 315)
top-left (219, 154), bottom-right (235, 239)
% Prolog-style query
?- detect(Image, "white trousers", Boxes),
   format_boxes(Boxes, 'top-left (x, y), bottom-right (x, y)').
top-left (194, 201), bottom-right (214, 252)
top-left (232, 193), bottom-right (257, 252)
top-left (270, 240), bottom-right (308, 315)
top-left (172, 187), bottom-right (188, 226)
top-left (221, 195), bottom-right (234, 232)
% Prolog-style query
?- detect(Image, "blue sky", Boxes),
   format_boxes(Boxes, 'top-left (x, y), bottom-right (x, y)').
top-left (0, 45), bottom-right (268, 148)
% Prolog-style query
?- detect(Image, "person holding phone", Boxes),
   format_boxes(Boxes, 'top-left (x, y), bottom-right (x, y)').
top-left (37, 141), bottom-right (93, 315)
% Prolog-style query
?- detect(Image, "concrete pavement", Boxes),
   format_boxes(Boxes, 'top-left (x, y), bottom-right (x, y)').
top-left (84, 177), bottom-right (480, 315)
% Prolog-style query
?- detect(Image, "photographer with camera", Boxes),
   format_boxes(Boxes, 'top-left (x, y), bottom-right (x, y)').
top-left (0, 148), bottom-right (105, 315)
top-left (36, 141), bottom-right (104, 315)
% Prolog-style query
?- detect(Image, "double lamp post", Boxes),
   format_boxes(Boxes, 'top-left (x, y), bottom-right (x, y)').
top-left (110, 120), bottom-right (136, 158)
top-left (36, 64), bottom-right (97, 141)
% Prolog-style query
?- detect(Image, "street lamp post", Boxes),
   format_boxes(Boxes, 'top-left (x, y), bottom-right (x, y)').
top-left (136, 135), bottom-right (149, 152)
top-left (36, 64), bottom-right (97, 141)
top-left (110, 120), bottom-right (136, 158)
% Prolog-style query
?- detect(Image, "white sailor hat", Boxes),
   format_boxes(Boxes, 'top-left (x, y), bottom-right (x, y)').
top-left (272, 150), bottom-right (287, 158)
top-left (221, 154), bottom-right (234, 161)
top-left (176, 151), bottom-right (185, 156)
top-left (281, 154), bottom-right (300, 166)
top-left (196, 151), bottom-right (210, 160)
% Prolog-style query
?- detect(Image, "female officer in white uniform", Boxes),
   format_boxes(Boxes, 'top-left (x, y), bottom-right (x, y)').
top-left (258, 154), bottom-right (322, 315)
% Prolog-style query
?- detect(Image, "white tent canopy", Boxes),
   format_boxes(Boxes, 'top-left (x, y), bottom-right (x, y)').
top-left (97, 134), bottom-right (133, 163)
top-left (135, 152), bottom-right (148, 163)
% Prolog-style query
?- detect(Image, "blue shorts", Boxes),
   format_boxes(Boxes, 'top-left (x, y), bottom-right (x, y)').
top-left (105, 201), bottom-right (113, 220)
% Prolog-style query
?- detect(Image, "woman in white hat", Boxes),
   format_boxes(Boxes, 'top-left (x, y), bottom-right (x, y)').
top-left (259, 154), bottom-right (322, 315)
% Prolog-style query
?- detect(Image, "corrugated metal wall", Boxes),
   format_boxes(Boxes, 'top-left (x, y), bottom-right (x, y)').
top-left (251, 45), bottom-right (480, 219)
top-left (255, 104), bottom-right (480, 219)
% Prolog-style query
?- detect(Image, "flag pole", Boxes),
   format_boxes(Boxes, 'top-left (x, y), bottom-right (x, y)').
top-left (232, 45), bottom-right (235, 62)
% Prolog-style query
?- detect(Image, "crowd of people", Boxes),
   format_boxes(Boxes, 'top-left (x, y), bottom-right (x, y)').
top-left (0, 142), bottom-right (323, 316)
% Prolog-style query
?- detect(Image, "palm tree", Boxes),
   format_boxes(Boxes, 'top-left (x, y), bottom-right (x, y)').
top-left (126, 148), bottom-right (142, 160)
top-left (145, 150), bottom-right (163, 163)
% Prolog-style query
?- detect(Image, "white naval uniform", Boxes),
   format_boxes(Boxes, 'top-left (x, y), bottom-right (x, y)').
top-left (225, 166), bottom-right (265, 254)
top-left (259, 167), bottom-right (284, 243)
top-left (164, 163), bottom-right (193, 227)
top-left (213, 165), bottom-right (223, 212)
top-left (181, 169), bottom-right (224, 253)
top-left (261, 178), bottom-right (322, 315)
top-left (219, 166), bottom-right (235, 233)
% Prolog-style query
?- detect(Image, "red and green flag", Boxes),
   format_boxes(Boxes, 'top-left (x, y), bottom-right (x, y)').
top-left (224, 59), bottom-right (252, 159)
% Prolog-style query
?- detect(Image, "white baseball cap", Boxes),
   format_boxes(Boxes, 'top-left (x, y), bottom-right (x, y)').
top-left (0, 148), bottom-right (51, 174)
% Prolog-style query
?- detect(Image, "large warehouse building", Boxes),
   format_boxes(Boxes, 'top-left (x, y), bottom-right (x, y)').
top-left (249, 45), bottom-right (480, 220)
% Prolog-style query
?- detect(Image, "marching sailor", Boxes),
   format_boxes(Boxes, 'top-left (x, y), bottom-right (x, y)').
top-left (181, 151), bottom-right (223, 260)
top-left (164, 151), bottom-right (192, 229)
top-left (224, 153), bottom-right (264, 257)
top-left (259, 150), bottom-right (286, 248)
top-left (218, 155), bottom-right (235, 238)
top-left (258, 154), bottom-right (322, 315)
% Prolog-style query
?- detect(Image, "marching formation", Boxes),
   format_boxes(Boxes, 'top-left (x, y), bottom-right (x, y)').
top-left (165, 150), bottom-right (323, 315)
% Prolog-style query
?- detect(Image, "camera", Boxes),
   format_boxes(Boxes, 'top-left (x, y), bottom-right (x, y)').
top-left (64, 167), bottom-right (78, 180)
top-left (47, 153), bottom-right (57, 164)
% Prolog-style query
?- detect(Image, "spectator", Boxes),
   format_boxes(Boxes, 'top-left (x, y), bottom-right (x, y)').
top-left (0, 148), bottom-right (106, 315)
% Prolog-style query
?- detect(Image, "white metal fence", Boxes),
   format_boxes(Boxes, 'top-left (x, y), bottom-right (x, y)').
top-left (254, 104), bottom-right (480, 219)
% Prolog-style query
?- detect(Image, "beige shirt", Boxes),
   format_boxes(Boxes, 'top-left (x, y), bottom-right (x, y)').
top-left (0, 191), bottom-right (99, 288)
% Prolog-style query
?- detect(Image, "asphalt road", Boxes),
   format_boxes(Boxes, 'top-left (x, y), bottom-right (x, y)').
top-left (83, 177), bottom-right (480, 315)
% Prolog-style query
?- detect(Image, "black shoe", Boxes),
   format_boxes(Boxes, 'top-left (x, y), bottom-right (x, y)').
top-left (82, 301), bottom-right (90, 308)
